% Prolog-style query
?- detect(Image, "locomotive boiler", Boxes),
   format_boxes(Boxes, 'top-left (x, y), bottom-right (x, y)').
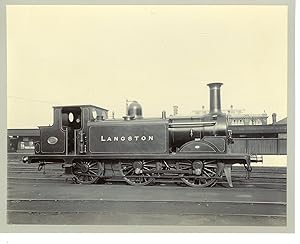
top-left (22, 82), bottom-right (262, 187)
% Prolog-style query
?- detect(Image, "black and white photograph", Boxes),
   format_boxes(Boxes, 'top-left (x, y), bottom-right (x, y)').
top-left (1, 0), bottom-right (295, 233)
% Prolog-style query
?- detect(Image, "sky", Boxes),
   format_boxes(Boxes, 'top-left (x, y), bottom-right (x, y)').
top-left (6, 5), bottom-right (288, 128)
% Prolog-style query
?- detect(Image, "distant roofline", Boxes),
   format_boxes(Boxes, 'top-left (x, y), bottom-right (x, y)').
top-left (275, 117), bottom-right (287, 124)
top-left (8, 128), bottom-right (40, 136)
top-left (52, 105), bottom-right (109, 111)
top-left (193, 110), bottom-right (268, 116)
top-left (228, 124), bottom-right (287, 134)
top-left (227, 114), bottom-right (268, 118)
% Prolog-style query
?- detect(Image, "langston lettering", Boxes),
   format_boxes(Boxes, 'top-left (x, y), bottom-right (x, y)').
top-left (100, 135), bottom-right (154, 142)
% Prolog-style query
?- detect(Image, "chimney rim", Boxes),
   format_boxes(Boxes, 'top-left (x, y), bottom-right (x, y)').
top-left (207, 82), bottom-right (223, 88)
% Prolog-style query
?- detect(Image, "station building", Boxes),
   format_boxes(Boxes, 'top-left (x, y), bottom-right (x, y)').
top-left (193, 105), bottom-right (268, 125)
top-left (7, 129), bottom-right (39, 153)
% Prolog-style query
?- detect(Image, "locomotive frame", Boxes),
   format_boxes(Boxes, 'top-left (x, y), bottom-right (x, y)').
top-left (22, 82), bottom-right (262, 187)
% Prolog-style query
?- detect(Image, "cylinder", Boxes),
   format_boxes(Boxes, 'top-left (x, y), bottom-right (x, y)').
top-left (207, 82), bottom-right (223, 114)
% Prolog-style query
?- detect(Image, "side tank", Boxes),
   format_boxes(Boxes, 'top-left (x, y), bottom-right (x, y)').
top-left (168, 82), bottom-right (228, 150)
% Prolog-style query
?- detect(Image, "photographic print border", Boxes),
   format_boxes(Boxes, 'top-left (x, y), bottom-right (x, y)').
top-left (0, 0), bottom-right (295, 233)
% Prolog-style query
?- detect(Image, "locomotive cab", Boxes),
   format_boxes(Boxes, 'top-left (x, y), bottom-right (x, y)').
top-left (35, 105), bottom-right (108, 155)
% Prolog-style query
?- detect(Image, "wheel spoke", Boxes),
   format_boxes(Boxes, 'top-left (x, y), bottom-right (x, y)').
top-left (203, 170), bottom-right (211, 177)
top-left (204, 160), bottom-right (215, 164)
top-left (88, 170), bottom-right (98, 176)
top-left (89, 162), bottom-right (97, 167)
top-left (204, 168), bottom-right (216, 175)
top-left (124, 167), bottom-right (134, 176)
top-left (205, 164), bottom-right (217, 168)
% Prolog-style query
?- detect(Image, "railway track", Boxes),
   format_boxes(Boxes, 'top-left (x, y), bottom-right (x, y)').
top-left (6, 154), bottom-right (287, 225)
top-left (7, 183), bottom-right (286, 225)
top-left (7, 199), bottom-right (286, 225)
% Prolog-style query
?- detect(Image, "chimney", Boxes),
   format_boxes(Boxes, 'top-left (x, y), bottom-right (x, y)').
top-left (173, 105), bottom-right (178, 116)
top-left (207, 82), bottom-right (223, 114)
top-left (272, 113), bottom-right (277, 124)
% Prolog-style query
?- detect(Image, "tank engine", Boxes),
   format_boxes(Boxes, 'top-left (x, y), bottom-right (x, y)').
top-left (22, 82), bottom-right (262, 187)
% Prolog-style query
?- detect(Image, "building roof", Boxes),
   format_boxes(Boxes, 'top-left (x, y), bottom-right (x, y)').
top-left (228, 114), bottom-right (268, 119)
top-left (228, 124), bottom-right (287, 134)
top-left (7, 129), bottom-right (40, 137)
top-left (275, 117), bottom-right (287, 125)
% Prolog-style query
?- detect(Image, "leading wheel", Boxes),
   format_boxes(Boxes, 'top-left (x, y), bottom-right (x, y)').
top-left (119, 160), bottom-right (155, 186)
top-left (179, 160), bottom-right (220, 187)
top-left (72, 160), bottom-right (103, 184)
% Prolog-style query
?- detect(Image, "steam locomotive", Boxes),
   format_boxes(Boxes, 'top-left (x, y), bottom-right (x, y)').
top-left (22, 82), bottom-right (262, 187)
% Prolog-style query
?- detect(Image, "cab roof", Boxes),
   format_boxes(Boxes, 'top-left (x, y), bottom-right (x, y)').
top-left (52, 105), bottom-right (108, 111)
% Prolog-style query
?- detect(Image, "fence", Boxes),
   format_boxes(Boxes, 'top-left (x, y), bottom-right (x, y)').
top-left (230, 138), bottom-right (287, 155)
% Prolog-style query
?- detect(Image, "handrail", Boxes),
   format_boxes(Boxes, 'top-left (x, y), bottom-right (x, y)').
top-left (169, 121), bottom-right (216, 128)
